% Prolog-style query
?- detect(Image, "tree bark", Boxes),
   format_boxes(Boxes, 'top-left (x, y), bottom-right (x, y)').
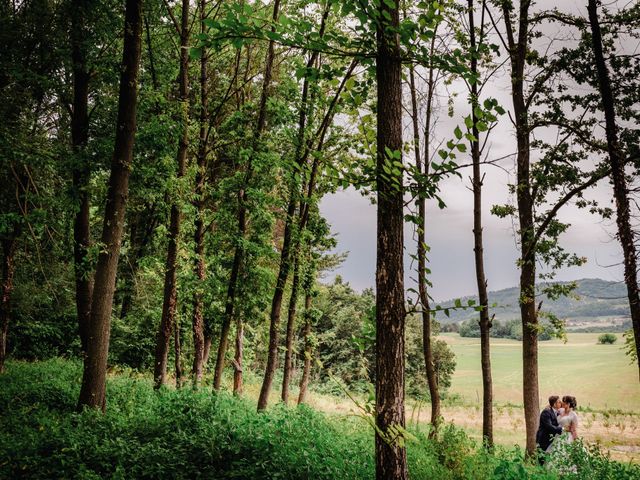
top-left (191, 0), bottom-right (208, 388)
top-left (233, 314), bottom-right (243, 395)
top-left (297, 292), bottom-right (313, 405)
top-left (375, 0), bottom-right (407, 477)
top-left (501, 0), bottom-right (539, 456)
top-left (77, 0), bottom-right (143, 411)
top-left (408, 63), bottom-right (440, 439)
top-left (259, 5), bottom-right (328, 410)
top-left (71, 0), bottom-right (93, 355)
top-left (154, 0), bottom-right (190, 389)
top-left (174, 314), bottom-right (183, 388)
top-left (469, 0), bottom-right (493, 446)
top-left (281, 251), bottom-right (301, 404)
top-left (0, 230), bottom-right (18, 373)
top-left (588, 0), bottom-right (640, 379)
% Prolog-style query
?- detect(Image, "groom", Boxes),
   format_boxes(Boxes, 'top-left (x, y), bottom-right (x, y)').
top-left (535, 395), bottom-right (564, 464)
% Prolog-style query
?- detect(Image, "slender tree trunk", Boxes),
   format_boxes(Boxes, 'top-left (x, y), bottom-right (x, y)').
top-left (119, 204), bottom-right (159, 319)
top-left (203, 331), bottom-right (212, 368)
top-left (71, 0), bottom-right (93, 355)
top-left (212, 202), bottom-right (243, 390)
top-left (191, 0), bottom-right (208, 388)
top-left (174, 314), bottom-right (183, 388)
top-left (281, 252), bottom-right (301, 404)
top-left (501, 0), bottom-right (538, 456)
top-left (588, 0), bottom-right (640, 379)
top-left (375, 0), bottom-right (407, 477)
top-left (77, 0), bottom-right (143, 411)
top-left (408, 64), bottom-right (440, 439)
top-left (154, 0), bottom-right (190, 389)
top-left (407, 16), bottom-right (441, 436)
top-left (0, 231), bottom-right (18, 373)
top-left (259, 6), bottom-right (328, 410)
top-left (297, 292), bottom-right (313, 405)
top-left (216, 0), bottom-right (281, 395)
top-left (469, 0), bottom-right (493, 446)
top-left (233, 314), bottom-right (243, 395)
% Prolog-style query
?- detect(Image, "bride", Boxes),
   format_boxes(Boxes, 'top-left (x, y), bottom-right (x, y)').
top-left (546, 395), bottom-right (579, 471)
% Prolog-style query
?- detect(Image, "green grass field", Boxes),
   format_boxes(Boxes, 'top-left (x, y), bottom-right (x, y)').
top-left (439, 332), bottom-right (640, 412)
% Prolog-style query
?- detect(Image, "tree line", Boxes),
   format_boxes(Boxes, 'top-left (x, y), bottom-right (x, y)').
top-left (0, 0), bottom-right (638, 478)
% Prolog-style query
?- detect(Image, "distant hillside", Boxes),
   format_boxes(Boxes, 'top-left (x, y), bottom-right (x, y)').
top-left (435, 278), bottom-right (631, 324)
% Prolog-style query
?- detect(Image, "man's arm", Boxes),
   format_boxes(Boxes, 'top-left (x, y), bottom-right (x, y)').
top-left (540, 410), bottom-right (563, 435)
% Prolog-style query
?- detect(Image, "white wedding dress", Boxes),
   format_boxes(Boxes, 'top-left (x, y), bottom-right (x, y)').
top-left (546, 411), bottom-right (579, 472)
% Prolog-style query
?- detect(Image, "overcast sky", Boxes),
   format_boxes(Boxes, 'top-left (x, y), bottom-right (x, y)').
top-left (318, 0), bottom-right (632, 302)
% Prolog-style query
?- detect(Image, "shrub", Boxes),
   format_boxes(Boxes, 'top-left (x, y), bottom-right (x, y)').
top-left (598, 333), bottom-right (617, 344)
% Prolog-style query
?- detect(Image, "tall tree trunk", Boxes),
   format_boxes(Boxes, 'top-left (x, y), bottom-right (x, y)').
top-left (588, 0), bottom-right (640, 379)
top-left (408, 64), bottom-right (440, 439)
top-left (297, 291), bottom-right (313, 405)
top-left (71, 0), bottom-right (93, 355)
top-left (375, 0), bottom-right (407, 477)
top-left (77, 0), bottom-right (143, 411)
top-left (281, 252), bottom-right (301, 404)
top-left (469, 0), bottom-right (493, 446)
top-left (174, 314), bottom-right (183, 388)
top-left (215, 0), bottom-right (281, 395)
top-left (119, 204), bottom-right (159, 319)
top-left (154, 0), bottom-right (190, 389)
top-left (0, 231), bottom-right (18, 373)
top-left (203, 331), bottom-right (212, 368)
top-left (191, 0), bottom-right (208, 388)
top-left (501, 0), bottom-right (538, 456)
top-left (259, 6), bottom-right (328, 410)
top-left (233, 314), bottom-right (243, 395)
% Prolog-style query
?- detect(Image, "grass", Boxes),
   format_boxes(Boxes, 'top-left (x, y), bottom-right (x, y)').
top-left (440, 332), bottom-right (640, 412)
top-left (4, 359), bottom-right (640, 479)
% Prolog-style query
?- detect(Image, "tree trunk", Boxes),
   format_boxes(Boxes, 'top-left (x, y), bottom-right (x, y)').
top-left (469, 0), bottom-right (493, 446)
top-left (408, 63), bottom-right (440, 439)
top-left (212, 205), bottom-right (244, 390)
top-left (71, 0), bottom-right (93, 355)
top-left (297, 292), bottom-right (313, 405)
top-left (0, 231), bottom-right (18, 373)
top-left (588, 0), bottom-right (640, 379)
top-left (203, 331), bottom-right (212, 368)
top-left (233, 314), bottom-right (243, 395)
top-left (174, 314), bottom-right (183, 388)
top-left (501, 0), bottom-right (539, 456)
top-left (375, 0), bottom-right (407, 477)
top-left (259, 6), bottom-right (328, 411)
top-left (77, 0), bottom-right (143, 411)
top-left (281, 252), bottom-right (301, 404)
top-left (154, 0), bottom-right (190, 389)
top-left (191, 0), bottom-right (208, 388)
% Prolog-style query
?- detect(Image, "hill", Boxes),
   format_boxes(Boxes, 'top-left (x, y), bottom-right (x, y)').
top-left (435, 278), bottom-right (631, 325)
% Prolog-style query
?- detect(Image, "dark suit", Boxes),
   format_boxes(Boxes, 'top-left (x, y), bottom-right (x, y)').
top-left (536, 407), bottom-right (563, 453)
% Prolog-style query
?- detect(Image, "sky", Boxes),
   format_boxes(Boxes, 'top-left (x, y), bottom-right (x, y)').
top-left (318, 0), bottom-right (632, 302)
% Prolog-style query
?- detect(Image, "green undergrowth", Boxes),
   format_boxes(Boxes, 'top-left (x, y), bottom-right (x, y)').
top-left (1, 359), bottom-right (638, 479)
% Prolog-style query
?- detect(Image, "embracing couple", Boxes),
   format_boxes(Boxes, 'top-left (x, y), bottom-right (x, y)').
top-left (536, 395), bottom-right (579, 467)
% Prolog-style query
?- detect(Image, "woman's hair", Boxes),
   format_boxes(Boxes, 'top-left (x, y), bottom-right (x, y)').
top-left (562, 395), bottom-right (577, 409)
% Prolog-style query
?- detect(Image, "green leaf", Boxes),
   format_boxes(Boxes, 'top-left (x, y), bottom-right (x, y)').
top-left (454, 126), bottom-right (463, 140)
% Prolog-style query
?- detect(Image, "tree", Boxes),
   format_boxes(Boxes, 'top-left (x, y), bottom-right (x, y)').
top-left (70, 0), bottom-right (94, 355)
top-left (77, 0), bottom-right (143, 411)
top-left (587, 0), bottom-right (640, 380)
top-left (154, 0), bottom-right (191, 390)
top-left (375, 0), bottom-right (407, 476)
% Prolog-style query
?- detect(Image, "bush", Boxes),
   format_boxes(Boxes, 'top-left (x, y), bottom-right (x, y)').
top-left (1, 359), bottom-right (638, 479)
top-left (597, 333), bottom-right (617, 344)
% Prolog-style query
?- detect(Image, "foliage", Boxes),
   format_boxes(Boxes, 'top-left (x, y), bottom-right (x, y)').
top-left (459, 318), bottom-right (552, 341)
top-left (597, 333), bottom-right (617, 345)
top-left (3, 360), bottom-right (639, 479)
